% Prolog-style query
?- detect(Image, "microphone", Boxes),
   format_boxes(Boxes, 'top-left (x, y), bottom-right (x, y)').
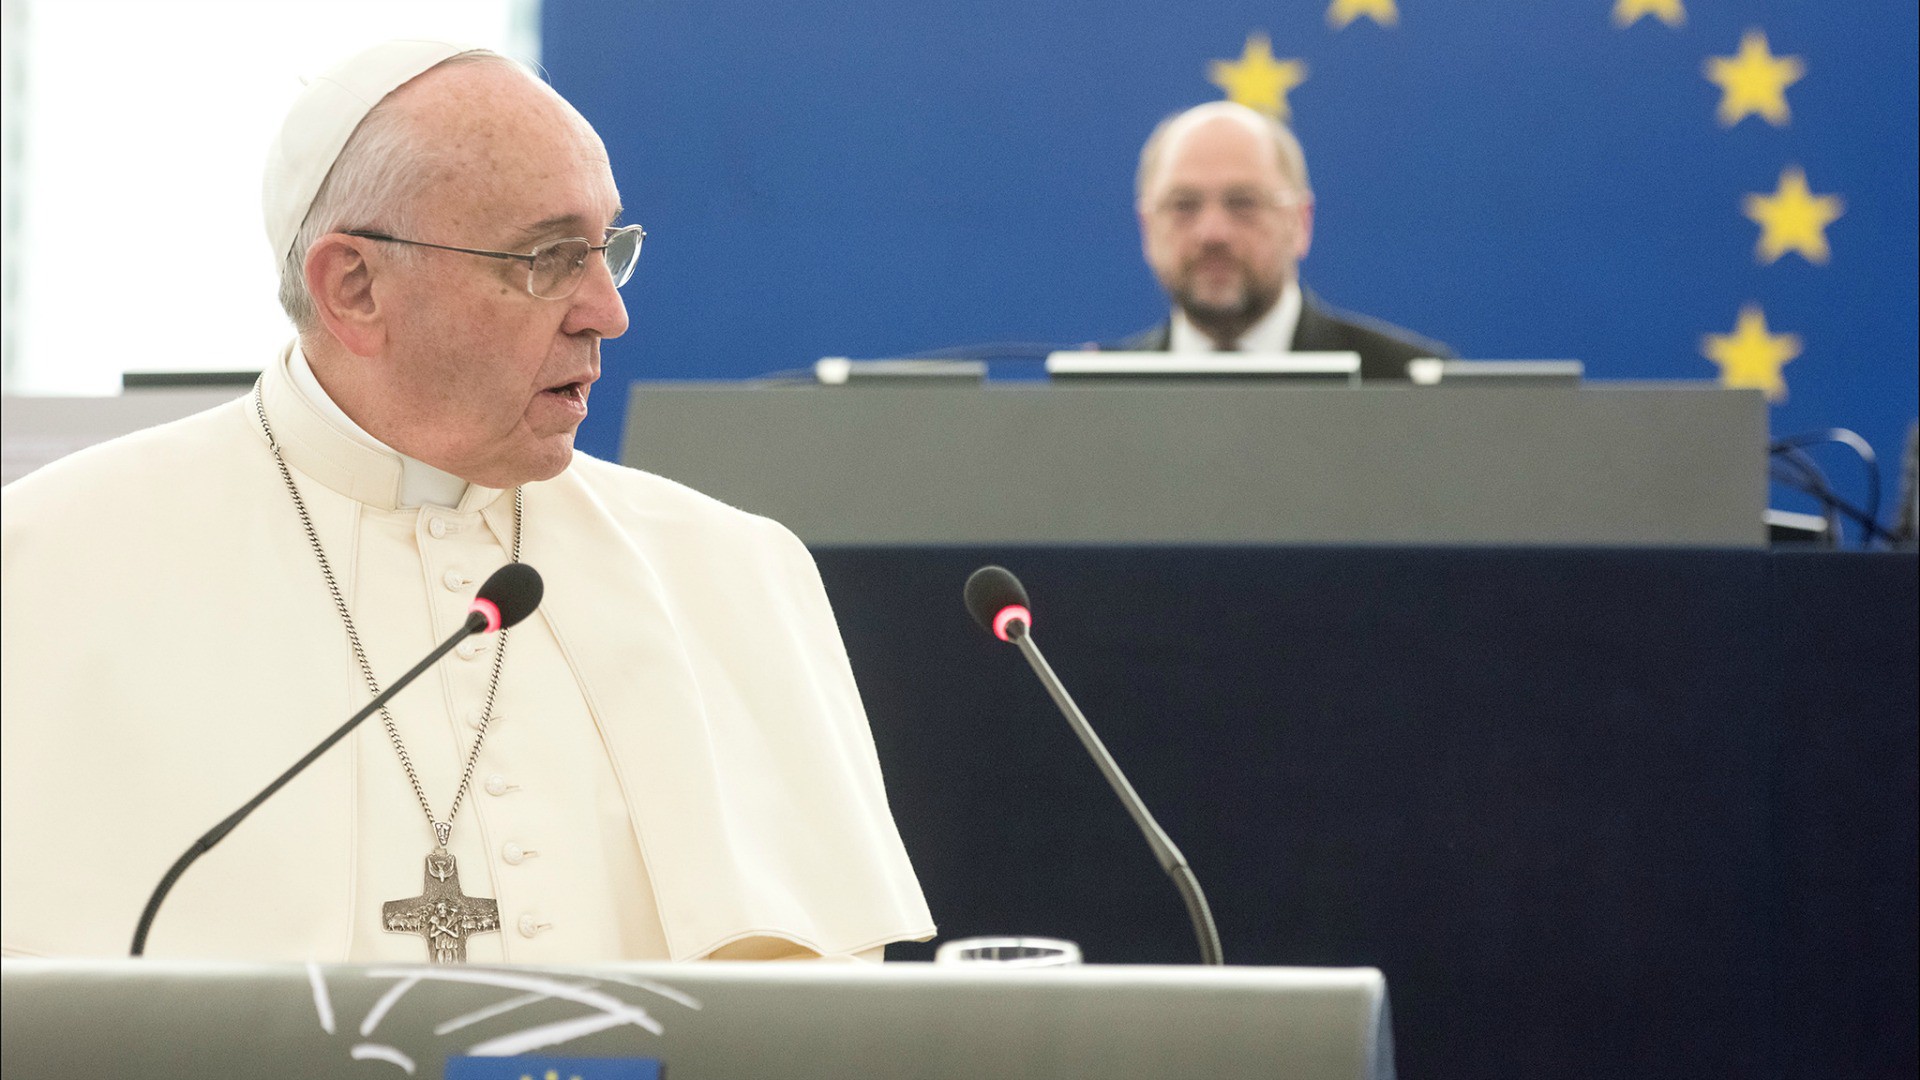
top-left (130, 563), bottom-right (544, 957)
top-left (964, 565), bottom-right (1224, 966)
top-left (463, 562), bottom-right (543, 634)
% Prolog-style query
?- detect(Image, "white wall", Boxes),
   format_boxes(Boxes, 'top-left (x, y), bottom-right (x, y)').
top-left (1, 0), bottom-right (538, 395)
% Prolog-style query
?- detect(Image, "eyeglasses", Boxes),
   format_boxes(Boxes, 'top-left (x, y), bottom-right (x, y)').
top-left (342, 225), bottom-right (646, 300)
top-left (1150, 188), bottom-right (1303, 225)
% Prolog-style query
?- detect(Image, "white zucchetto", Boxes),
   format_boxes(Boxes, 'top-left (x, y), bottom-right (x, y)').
top-left (261, 39), bottom-right (474, 264)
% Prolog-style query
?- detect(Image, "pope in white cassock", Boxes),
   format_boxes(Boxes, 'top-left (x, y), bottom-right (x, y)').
top-left (0, 41), bottom-right (935, 963)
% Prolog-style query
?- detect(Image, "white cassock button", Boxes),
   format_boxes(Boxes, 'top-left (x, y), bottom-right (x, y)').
top-left (484, 774), bottom-right (515, 796)
top-left (443, 570), bottom-right (470, 591)
top-left (456, 640), bottom-right (484, 661)
top-left (502, 843), bottom-right (535, 865)
top-left (517, 914), bottom-right (551, 938)
top-left (428, 518), bottom-right (448, 539)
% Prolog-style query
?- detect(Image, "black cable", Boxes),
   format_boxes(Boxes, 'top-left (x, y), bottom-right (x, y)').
top-left (1770, 450), bottom-right (1870, 545)
top-left (1770, 428), bottom-right (1882, 542)
top-left (1769, 444), bottom-right (1897, 546)
top-left (1770, 457), bottom-right (1839, 546)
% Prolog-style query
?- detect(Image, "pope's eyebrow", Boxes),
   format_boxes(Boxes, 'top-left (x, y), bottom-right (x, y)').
top-left (510, 207), bottom-right (626, 247)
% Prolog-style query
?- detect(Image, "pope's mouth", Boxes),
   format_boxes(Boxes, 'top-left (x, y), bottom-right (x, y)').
top-left (542, 381), bottom-right (587, 402)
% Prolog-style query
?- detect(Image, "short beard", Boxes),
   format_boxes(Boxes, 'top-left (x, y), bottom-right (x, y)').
top-left (1167, 263), bottom-right (1281, 348)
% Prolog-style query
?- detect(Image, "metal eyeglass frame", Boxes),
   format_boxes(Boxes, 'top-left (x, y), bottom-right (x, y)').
top-left (342, 225), bottom-right (646, 299)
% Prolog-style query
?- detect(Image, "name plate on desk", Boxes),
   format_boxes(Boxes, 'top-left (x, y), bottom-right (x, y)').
top-left (620, 382), bottom-right (1766, 546)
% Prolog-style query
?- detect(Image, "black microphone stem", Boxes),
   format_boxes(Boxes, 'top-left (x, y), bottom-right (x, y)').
top-left (129, 609), bottom-right (488, 958)
top-left (1010, 623), bottom-right (1224, 966)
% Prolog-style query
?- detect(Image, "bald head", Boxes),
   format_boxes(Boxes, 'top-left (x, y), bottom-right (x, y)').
top-left (381, 57), bottom-right (607, 200)
top-left (1135, 101), bottom-right (1311, 207)
top-left (373, 59), bottom-right (612, 250)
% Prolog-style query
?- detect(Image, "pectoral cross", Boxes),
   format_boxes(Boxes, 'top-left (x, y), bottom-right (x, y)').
top-left (382, 849), bottom-right (500, 964)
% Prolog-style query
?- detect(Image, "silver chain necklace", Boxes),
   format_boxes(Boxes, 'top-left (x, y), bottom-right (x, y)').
top-left (254, 379), bottom-right (515, 963)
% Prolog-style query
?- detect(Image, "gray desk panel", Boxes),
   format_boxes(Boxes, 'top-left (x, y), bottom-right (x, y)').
top-left (620, 382), bottom-right (1765, 546)
top-left (2, 959), bottom-right (1391, 1080)
top-left (2, 389), bottom-right (241, 486)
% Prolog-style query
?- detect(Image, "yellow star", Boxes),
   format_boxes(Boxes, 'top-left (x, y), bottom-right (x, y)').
top-left (1208, 33), bottom-right (1309, 120)
top-left (1703, 29), bottom-right (1804, 127)
top-left (1612, 0), bottom-right (1685, 29)
top-left (1328, 0), bottom-right (1399, 30)
top-left (1701, 305), bottom-right (1800, 402)
top-left (1744, 166), bottom-right (1844, 265)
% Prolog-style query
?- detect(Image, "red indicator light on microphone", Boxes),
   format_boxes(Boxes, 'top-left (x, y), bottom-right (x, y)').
top-left (992, 605), bottom-right (1030, 642)
top-left (470, 597), bottom-right (503, 634)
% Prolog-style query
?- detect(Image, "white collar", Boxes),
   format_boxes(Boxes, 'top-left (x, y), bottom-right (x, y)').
top-left (287, 343), bottom-right (471, 510)
top-left (1168, 280), bottom-right (1302, 353)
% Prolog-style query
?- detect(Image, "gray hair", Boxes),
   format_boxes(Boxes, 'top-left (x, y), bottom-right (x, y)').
top-left (1134, 101), bottom-right (1312, 206)
top-left (276, 50), bottom-right (522, 333)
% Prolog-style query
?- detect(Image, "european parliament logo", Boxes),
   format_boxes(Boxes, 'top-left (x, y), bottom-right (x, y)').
top-left (302, 963), bottom-right (693, 1076)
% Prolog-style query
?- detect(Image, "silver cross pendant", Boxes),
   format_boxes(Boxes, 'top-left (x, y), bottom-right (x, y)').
top-left (382, 848), bottom-right (501, 963)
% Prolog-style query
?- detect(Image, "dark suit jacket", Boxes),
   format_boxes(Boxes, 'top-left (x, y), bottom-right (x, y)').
top-left (1109, 287), bottom-right (1453, 380)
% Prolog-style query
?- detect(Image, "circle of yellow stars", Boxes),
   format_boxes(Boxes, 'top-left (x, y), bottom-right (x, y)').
top-left (1204, 1), bottom-right (1846, 403)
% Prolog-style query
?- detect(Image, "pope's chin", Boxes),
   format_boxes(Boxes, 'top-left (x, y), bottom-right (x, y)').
top-left (467, 411), bottom-right (588, 488)
top-left (528, 431), bottom-right (580, 475)
top-left (475, 437), bottom-right (576, 488)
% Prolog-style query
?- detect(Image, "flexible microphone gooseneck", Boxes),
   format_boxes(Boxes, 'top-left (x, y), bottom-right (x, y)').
top-left (964, 565), bottom-right (1224, 966)
top-left (129, 563), bottom-right (545, 958)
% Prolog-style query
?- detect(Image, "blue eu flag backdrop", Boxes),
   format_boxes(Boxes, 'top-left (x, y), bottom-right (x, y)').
top-left (548, 1), bottom-right (1917, 522)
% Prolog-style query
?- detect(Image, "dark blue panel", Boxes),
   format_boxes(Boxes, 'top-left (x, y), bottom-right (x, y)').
top-left (813, 546), bottom-right (1917, 1080)
top-left (1770, 552), bottom-right (1920, 1078)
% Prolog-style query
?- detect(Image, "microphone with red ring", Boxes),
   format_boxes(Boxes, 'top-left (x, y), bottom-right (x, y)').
top-left (465, 562), bottom-right (541, 635)
top-left (963, 565), bottom-right (1223, 966)
top-left (131, 563), bottom-right (544, 957)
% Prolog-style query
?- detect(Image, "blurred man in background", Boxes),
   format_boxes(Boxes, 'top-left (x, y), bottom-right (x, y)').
top-left (1117, 100), bottom-right (1452, 378)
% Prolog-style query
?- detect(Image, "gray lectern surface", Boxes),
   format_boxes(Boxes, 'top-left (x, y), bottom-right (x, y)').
top-left (1, 958), bottom-right (1392, 1080)
top-left (620, 382), bottom-right (1764, 546)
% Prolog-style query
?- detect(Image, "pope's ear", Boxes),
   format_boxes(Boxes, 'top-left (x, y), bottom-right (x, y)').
top-left (304, 234), bottom-right (387, 358)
